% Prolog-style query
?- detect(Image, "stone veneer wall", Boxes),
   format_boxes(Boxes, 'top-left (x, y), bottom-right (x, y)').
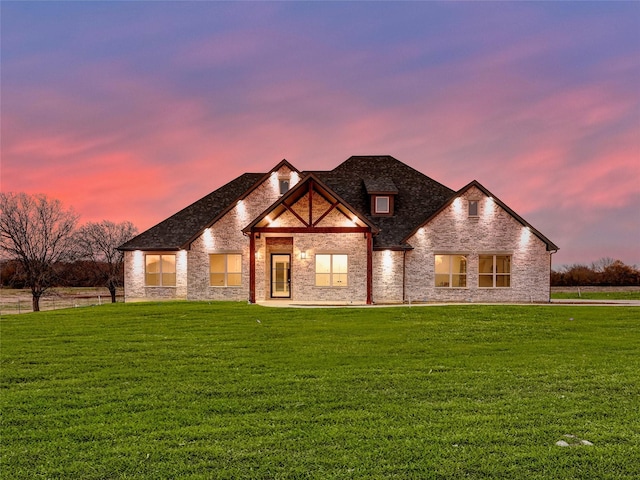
top-left (288, 232), bottom-right (368, 303)
top-left (372, 250), bottom-right (404, 303)
top-left (404, 186), bottom-right (551, 303)
top-left (123, 251), bottom-right (144, 301)
top-left (123, 250), bottom-right (188, 301)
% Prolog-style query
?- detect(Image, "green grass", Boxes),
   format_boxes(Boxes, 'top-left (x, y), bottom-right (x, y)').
top-left (2, 303), bottom-right (639, 479)
top-left (550, 291), bottom-right (640, 300)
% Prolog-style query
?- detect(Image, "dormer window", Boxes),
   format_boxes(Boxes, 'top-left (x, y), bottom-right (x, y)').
top-left (374, 196), bottom-right (390, 214)
top-left (279, 177), bottom-right (290, 195)
top-left (365, 178), bottom-right (398, 216)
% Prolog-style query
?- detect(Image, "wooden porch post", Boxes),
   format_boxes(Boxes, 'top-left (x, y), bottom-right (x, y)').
top-left (249, 232), bottom-right (256, 304)
top-left (366, 231), bottom-right (373, 304)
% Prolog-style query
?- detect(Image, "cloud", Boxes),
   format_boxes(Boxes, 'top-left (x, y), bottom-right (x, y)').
top-left (1, 1), bottom-right (638, 265)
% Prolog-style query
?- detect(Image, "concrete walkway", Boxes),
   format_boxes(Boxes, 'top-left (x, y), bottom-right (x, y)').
top-left (257, 299), bottom-right (640, 308)
top-left (550, 298), bottom-right (640, 306)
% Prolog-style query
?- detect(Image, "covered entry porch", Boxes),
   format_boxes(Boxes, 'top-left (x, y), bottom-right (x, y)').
top-left (243, 174), bottom-right (378, 304)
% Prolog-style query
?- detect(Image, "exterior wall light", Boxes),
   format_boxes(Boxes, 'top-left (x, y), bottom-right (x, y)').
top-left (300, 251), bottom-right (307, 259)
top-left (133, 250), bottom-right (145, 275)
top-left (382, 249), bottom-right (394, 273)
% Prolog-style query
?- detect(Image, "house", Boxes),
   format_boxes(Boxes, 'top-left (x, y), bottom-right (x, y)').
top-left (119, 156), bottom-right (558, 304)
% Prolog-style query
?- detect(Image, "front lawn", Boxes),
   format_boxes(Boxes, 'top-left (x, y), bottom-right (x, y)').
top-left (2, 303), bottom-right (639, 479)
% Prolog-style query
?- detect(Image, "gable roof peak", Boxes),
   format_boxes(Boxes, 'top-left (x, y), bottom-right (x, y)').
top-left (402, 179), bottom-right (559, 252)
top-left (268, 158), bottom-right (300, 175)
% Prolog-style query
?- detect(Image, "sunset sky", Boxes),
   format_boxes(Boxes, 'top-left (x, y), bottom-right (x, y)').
top-left (2, 1), bottom-right (639, 267)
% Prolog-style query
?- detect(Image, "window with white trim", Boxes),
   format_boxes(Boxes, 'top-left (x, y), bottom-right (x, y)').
top-left (315, 254), bottom-right (348, 287)
top-left (210, 253), bottom-right (242, 287)
top-left (374, 196), bottom-right (390, 214)
top-left (145, 254), bottom-right (176, 286)
top-left (435, 254), bottom-right (467, 287)
top-left (479, 254), bottom-right (511, 287)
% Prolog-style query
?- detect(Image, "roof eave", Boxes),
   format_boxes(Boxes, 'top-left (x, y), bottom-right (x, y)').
top-left (117, 245), bottom-right (182, 252)
top-left (373, 244), bottom-right (414, 251)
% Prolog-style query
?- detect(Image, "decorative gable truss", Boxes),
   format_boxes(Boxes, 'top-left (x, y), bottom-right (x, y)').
top-left (243, 173), bottom-right (379, 235)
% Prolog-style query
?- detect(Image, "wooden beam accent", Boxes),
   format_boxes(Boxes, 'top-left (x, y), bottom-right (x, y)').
top-left (308, 180), bottom-right (313, 227)
top-left (312, 200), bottom-right (340, 227)
top-left (252, 226), bottom-right (370, 234)
top-left (249, 233), bottom-right (256, 303)
top-left (366, 231), bottom-right (373, 305)
top-left (282, 203), bottom-right (309, 227)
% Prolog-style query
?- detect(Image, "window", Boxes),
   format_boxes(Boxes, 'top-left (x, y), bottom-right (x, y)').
top-left (145, 254), bottom-right (176, 286)
top-left (468, 200), bottom-right (478, 217)
top-left (315, 254), bottom-right (348, 287)
top-left (371, 194), bottom-right (394, 215)
top-left (210, 253), bottom-right (242, 287)
top-left (435, 254), bottom-right (467, 287)
top-left (479, 255), bottom-right (511, 287)
top-left (279, 178), bottom-right (290, 195)
top-left (375, 196), bottom-right (390, 214)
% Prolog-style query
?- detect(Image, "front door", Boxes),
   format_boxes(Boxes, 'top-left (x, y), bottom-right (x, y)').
top-left (271, 254), bottom-right (291, 298)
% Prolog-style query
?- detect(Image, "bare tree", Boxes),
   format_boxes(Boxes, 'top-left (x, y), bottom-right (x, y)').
top-left (75, 220), bottom-right (138, 303)
top-left (591, 257), bottom-right (616, 273)
top-left (0, 192), bottom-right (79, 311)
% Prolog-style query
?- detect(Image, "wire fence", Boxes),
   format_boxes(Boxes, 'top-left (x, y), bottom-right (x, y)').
top-left (0, 290), bottom-right (124, 315)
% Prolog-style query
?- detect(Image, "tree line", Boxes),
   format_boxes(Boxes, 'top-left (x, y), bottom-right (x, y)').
top-left (551, 258), bottom-right (640, 286)
top-left (1, 192), bottom-right (138, 311)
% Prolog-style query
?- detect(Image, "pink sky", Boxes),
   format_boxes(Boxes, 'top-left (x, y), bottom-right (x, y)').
top-left (2, 2), bottom-right (639, 267)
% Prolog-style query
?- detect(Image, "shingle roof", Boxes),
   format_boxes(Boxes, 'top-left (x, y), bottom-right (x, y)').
top-left (119, 172), bottom-right (263, 251)
top-left (363, 177), bottom-right (398, 194)
top-left (314, 156), bottom-right (455, 249)
top-left (123, 155), bottom-right (557, 252)
top-left (121, 155), bottom-right (456, 251)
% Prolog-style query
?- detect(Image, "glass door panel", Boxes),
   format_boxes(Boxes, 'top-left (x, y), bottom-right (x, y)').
top-left (271, 254), bottom-right (291, 298)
